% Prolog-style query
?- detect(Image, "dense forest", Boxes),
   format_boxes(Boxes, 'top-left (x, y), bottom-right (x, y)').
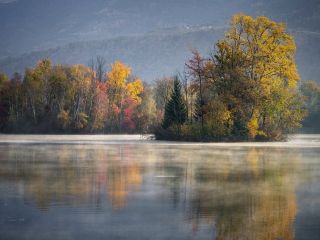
top-left (0, 14), bottom-right (319, 140)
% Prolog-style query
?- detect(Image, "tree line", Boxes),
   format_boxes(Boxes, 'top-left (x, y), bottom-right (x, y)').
top-left (0, 14), bottom-right (319, 139)
top-left (0, 60), bottom-right (158, 133)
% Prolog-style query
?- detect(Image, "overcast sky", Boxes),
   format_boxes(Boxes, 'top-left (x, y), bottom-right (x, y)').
top-left (0, 0), bottom-right (16, 3)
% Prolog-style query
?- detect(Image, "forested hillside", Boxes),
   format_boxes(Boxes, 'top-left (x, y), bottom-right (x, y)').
top-left (0, 27), bottom-right (223, 82)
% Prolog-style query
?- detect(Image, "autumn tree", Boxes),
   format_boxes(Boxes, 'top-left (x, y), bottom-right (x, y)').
top-left (0, 72), bottom-right (8, 88)
top-left (23, 59), bottom-right (51, 123)
top-left (185, 51), bottom-right (208, 130)
top-left (214, 14), bottom-right (304, 139)
top-left (106, 61), bottom-right (144, 132)
top-left (133, 83), bottom-right (157, 133)
top-left (122, 78), bottom-right (144, 131)
top-left (90, 81), bottom-right (109, 131)
top-left (106, 61), bottom-right (130, 131)
top-left (72, 65), bottom-right (102, 130)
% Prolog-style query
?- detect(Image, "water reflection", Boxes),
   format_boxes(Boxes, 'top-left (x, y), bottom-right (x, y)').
top-left (184, 148), bottom-right (298, 240)
top-left (0, 145), bottom-right (144, 210)
top-left (0, 137), bottom-right (319, 240)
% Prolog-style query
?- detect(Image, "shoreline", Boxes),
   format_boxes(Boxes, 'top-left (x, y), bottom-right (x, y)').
top-left (0, 134), bottom-right (319, 149)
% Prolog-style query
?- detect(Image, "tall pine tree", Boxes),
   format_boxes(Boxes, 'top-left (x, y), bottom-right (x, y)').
top-left (162, 76), bottom-right (187, 129)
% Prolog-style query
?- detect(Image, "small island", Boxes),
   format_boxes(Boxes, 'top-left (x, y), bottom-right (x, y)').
top-left (0, 15), bottom-right (319, 142)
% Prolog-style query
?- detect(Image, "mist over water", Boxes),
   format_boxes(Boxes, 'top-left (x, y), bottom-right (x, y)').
top-left (0, 134), bottom-right (320, 239)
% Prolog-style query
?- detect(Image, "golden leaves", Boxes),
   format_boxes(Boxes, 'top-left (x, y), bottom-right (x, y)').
top-left (126, 79), bottom-right (144, 104)
top-left (107, 61), bottom-right (131, 90)
top-left (223, 13), bottom-right (299, 89)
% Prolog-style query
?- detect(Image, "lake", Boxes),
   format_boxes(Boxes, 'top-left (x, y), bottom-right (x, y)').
top-left (0, 134), bottom-right (319, 240)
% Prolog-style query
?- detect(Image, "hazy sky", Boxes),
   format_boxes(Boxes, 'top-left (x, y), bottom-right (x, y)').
top-left (0, 0), bottom-right (16, 3)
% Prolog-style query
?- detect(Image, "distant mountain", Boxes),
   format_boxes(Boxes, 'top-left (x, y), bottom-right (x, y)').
top-left (0, 0), bottom-right (251, 57)
top-left (0, 26), bottom-right (224, 81)
top-left (0, 0), bottom-right (319, 82)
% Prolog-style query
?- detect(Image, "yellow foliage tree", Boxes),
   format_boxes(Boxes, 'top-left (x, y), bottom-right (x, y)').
top-left (214, 14), bottom-right (304, 139)
top-left (126, 79), bottom-right (144, 104)
top-left (107, 61), bottom-right (131, 87)
top-left (68, 64), bottom-right (93, 129)
top-left (221, 14), bottom-right (299, 89)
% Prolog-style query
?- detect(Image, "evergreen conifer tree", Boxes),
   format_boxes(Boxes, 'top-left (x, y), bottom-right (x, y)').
top-left (162, 76), bottom-right (187, 129)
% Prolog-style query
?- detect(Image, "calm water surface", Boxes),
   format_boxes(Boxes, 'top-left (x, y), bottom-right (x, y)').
top-left (0, 134), bottom-right (319, 240)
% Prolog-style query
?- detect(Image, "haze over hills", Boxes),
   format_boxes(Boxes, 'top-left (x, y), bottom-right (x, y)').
top-left (0, 0), bottom-right (319, 82)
